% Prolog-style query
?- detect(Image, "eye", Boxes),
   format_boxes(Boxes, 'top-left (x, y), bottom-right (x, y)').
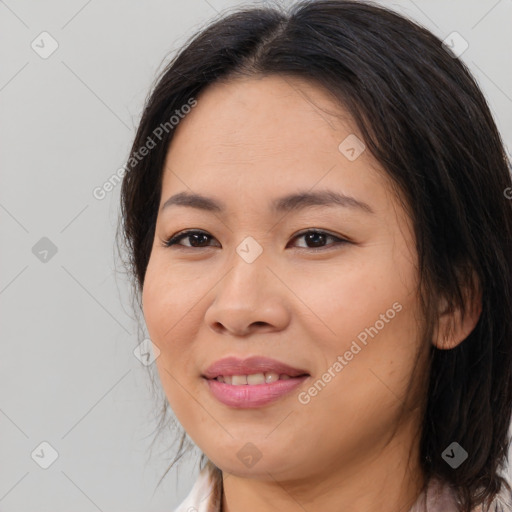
top-left (288, 229), bottom-right (349, 250)
top-left (161, 229), bottom-right (349, 251)
top-left (161, 230), bottom-right (219, 249)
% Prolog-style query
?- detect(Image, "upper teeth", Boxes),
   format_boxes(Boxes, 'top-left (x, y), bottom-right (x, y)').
top-left (216, 372), bottom-right (292, 385)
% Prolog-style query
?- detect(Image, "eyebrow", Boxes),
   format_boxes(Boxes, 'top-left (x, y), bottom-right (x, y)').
top-left (160, 189), bottom-right (374, 215)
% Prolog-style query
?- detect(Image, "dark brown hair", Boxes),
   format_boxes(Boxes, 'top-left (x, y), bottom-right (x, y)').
top-left (117, 1), bottom-right (512, 510)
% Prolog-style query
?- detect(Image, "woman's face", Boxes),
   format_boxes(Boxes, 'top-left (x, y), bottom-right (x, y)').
top-left (142, 75), bottom-right (426, 483)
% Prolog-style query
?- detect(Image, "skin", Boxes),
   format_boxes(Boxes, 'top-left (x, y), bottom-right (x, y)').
top-left (142, 75), bottom-right (481, 512)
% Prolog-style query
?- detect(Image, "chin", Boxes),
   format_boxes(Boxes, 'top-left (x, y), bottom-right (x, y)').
top-left (208, 451), bottom-right (302, 480)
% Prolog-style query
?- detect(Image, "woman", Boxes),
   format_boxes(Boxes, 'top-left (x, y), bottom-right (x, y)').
top-left (118, 1), bottom-right (512, 510)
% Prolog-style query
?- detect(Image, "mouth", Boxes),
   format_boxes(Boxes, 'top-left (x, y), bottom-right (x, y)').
top-left (207, 372), bottom-right (308, 385)
top-left (202, 356), bottom-right (310, 408)
top-left (202, 355), bottom-right (310, 381)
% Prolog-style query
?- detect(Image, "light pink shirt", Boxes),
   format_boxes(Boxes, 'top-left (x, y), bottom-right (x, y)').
top-left (173, 466), bottom-right (512, 512)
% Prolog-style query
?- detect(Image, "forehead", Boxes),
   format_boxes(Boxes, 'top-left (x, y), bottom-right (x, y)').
top-left (160, 75), bottom-right (391, 211)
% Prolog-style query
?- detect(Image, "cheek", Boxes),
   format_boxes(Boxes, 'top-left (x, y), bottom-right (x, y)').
top-left (295, 251), bottom-right (421, 400)
top-left (142, 258), bottom-right (187, 358)
top-left (143, 255), bottom-right (191, 334)
top-left (141, 262), bottom-right (167, 342)
top-left (142, 260), bottom-right (204, 416)
top-left (292, 253), bottom-right (415, 345)
top-left (142, 256), bottom-right (208, 373)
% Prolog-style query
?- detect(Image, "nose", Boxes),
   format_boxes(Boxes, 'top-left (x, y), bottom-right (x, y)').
top-left (204, 254), bottom-right (291, 337)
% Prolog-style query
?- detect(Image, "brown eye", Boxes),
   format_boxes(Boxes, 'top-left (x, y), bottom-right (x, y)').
top-left (163, 230), bottom-right (219, 248)
top-left (288, 230), bottom-right (349, 250)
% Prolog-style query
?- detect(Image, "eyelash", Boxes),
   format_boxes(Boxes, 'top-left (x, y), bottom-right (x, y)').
top-left (161, 229), bottom-right (350, 251)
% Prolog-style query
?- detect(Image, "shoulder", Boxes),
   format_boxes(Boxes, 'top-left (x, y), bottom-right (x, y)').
top-left (475, 482), bottom-right (512, 512)
top-left (173, 465), bottom-right (218, 512)
top-left (409, 477), bottom-right (512, 512)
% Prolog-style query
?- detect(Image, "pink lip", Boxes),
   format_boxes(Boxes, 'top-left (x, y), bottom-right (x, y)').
top-left (202, 356), bottom-right (309, 379)
top-left (202, 356), bottom-right (310, 408)
top-left (204, 375), bottom-right (310, 408)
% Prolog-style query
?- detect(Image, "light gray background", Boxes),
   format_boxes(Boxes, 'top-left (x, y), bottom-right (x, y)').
top-left (1, 0), bottom-right (511, 510)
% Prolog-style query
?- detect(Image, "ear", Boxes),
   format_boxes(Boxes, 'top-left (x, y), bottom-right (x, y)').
top-left (432, 271), bottom-right (482, 350)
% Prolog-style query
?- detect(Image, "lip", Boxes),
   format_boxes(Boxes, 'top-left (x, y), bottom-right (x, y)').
top-left (204, 375), bottom-right (309, 408)
top-left (202, 356), bottom-right (309, 379)
top-left (202, 356), bottom-right (310, 409)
